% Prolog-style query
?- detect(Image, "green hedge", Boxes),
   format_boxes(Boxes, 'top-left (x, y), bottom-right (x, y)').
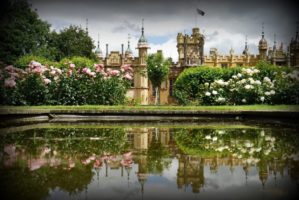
top-left (14, 55), bottom-right (57, 69)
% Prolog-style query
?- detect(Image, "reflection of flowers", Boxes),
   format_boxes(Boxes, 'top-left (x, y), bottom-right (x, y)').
top-left (120, 151), bottom-right (133, 167)
top-left (175, 128), bottom-right (299, 166)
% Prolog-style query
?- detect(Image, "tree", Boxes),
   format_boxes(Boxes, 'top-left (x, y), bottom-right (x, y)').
top-left (0, 0), bottom-right (51, 64)
top-left (48, 25), bottom-right (96, 61)
top-left (147, 51), bottom-right (170, 105)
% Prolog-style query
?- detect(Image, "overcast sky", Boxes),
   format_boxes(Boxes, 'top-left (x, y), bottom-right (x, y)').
top-left (29, 0), bottom-right (298, 62)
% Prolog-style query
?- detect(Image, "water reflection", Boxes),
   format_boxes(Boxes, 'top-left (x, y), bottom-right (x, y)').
top-left (0, 126), bottom-right (298, 200)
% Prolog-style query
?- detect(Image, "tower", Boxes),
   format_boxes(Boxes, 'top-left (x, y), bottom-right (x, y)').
top-left (258, 23), bottom-right (268, 60)
top-left (85, 18), bottom-right (88, 34)
top-left (176, 28), bottom-right (204, 67)
top-left (243, 35), bottom-right (250, 65)
top-left (242, 35), bottom-right (249, 55)
top-left (135, 19), bottom-right (149, 105)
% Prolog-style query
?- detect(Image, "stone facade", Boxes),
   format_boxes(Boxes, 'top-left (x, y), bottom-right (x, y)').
top-left (95, 23), bottom-right (299, 105)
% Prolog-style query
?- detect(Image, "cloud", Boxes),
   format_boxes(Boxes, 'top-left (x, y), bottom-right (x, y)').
top-left (112, 20), bottom-right (140, 33)
top-left (29, 0), bottom-right (298, 60)
top-left (149, 38), bottom-right (178, 62)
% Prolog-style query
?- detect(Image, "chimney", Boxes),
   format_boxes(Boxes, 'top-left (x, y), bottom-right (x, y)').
top-left (106, 44), bottom-right (108, 57)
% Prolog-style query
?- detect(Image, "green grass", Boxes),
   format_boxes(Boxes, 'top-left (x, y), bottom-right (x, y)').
top-left (0, 104), bottom-right (299, 111)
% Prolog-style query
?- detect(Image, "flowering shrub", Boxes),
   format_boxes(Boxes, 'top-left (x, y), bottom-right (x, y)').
top-left (174, 128), bottom-right (299, 163)
top-left (174, 65), bottom-right (299, 105)
top-left (0, 61), bottom-right (133, 105)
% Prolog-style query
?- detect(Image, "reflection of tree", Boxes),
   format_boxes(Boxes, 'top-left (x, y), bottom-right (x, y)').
top-left (0, 127), bottom-right (128, 199)
top-left (146, 129), bottom-right (172, 174)
top-left (0, 165), bottom-right (93, 200)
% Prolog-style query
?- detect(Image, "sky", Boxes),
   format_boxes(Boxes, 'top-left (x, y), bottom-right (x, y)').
top-left (29, 0), bottom-right (298, 62)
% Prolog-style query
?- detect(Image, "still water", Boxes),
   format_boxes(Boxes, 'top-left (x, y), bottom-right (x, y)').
top-left (0, 123), bottom-right (298, 200)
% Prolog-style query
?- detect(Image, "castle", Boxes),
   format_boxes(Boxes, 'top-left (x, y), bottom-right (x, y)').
top-left (94, 21), bottom-right (299, 105)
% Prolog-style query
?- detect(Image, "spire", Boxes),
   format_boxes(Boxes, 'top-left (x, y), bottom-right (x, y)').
top-left (229, 46), bottom-right (234, 55)
top-left (273, 34), bottom-right (277, 51)
top-left (142, 18), bottom-right (144, 36)
top-left (243, 35), bottom-right (249, 55)
top-left (126, 33), bottom-right (133, 56)
top-left (128, 34), bottom-right (131, 49)
top-left (296, 21), bottom-right (299, 41)
top-left (86, 18), bottom-right (89, 34)
top-left (95, 33), bottom-right (103, 57)
top-left (262, 22), bottom-right (265, 38)
top-left (138, 18), bottom-right (147, 44)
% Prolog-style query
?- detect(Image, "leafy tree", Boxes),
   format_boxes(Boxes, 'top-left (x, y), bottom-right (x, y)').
top-left (49, 25), bottom-right (96, 61)
top-left (0, 0), bottom-right (51, 64)
top-left (147, 51), bottom-right (170, 105)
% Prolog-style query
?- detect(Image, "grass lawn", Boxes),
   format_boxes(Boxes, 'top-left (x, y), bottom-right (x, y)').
top-left (0, 104), bottom-right (299, 112)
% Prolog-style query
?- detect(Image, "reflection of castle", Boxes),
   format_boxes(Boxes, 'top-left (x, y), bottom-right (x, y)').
top-left (94, 21), bottom-right (299, 105)
top-left (2, 128), bottom-right (298, 195)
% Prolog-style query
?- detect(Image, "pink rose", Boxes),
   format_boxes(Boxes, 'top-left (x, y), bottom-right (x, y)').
top-left (44, 78), bottom-right (51, 85)
top-left (4, 78), bottom-right (16, 88)
top-left (69, 63), bottom-right (75, 69)
top-left (5, 65), bottom-right (15, 72)
top-left (124, 73), bottom-right (133, 80)
top-left (110, 70), bottom-right (120, 76)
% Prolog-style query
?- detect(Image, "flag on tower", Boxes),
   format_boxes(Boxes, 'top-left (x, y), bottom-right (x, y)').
top-left (196, 8), bottom-right (205, 16)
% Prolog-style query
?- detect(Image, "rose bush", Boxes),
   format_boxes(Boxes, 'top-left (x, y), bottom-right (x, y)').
top-left (0, 61), bottom-right (133, 105)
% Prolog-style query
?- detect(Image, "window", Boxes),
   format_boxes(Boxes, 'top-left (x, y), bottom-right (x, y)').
top-left (221, 63), bottom-right (228, 68)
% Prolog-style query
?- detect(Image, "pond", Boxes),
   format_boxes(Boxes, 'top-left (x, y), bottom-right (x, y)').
top-left (0, 122), bottom-right (298, 200)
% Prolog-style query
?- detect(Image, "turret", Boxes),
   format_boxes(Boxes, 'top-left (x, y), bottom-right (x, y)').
top-left (125, 34), bottom-right (133, 58)
top-left (242, 35), bottom-right (249, 55)
top-left (95, 34), bottom-right (103, 59)
top-left (135, 19), bottom-right (149, 105)
top-left (258, 23), bottom-right (268, 60)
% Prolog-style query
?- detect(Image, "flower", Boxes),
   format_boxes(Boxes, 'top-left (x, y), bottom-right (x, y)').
top-left (30, 61), bottom-right (42, 68)
top-left (5, 65), bottom-right (15, 72)
top-left (255, 80), bottom-right (261, 85)
top-left (205, 91), bottom-right (211, 96)
top-left (263, 77), bottom-right (271, 83)
top-left (43, 78), bottom-right (51, 85)
top-left (265, 91), bottom-right (271, 96)
top-left (270, 90), bottom-right (275, 95)
top-left (212, 90), bottom-right (218, 95)
top-left (124, 73), bottom-right (133, 80)
top-left (237, 73), bottom-right (242, 78)
top-left (4, 78), bottom-right (16, 88)
top-left (110, 70), bottom-right (120, 76)
top-left (69, 63), bottom-right (75, 69)
top-left (216, 97), bottom-right (225, 102)
top-left (260, 96), bottom-right (265, 102)
top-left (212, 136), bottom-right (218, 141)
top-left (242, 99), bottom-right (246, 103)
top-left (205, 135), bottom-right (211, 140)
top-left (244, 84), bottom-right (253, 90)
